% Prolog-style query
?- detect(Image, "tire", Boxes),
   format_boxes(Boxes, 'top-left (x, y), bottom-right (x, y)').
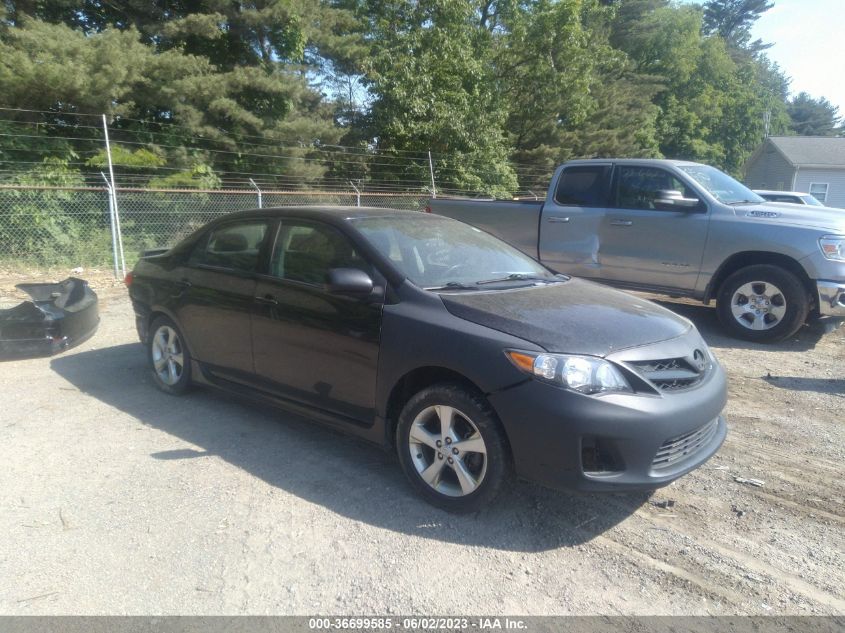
top-left (396, 382), bottom-right (511, 513)
top-left (148, 316), bottom-right (192, 395)
top-left (716, 265), bottom-right (809, 343)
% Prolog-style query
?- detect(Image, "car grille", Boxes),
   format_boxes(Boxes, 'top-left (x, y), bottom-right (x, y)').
top-left (628, 353), bottom-right (709, 392)
top-left (652, 418), bottom-right (719, 471)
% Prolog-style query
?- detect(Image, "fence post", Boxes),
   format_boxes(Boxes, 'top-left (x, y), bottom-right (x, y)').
top-left (349, 181), bottom-right (361, 207)
top-left (101, 172), bottom-right (120, 279)
top-left (249, 178), bottom-right (263, 208)
top-left (428, 150), bottom-right (437, 199)
top-left (102, 115), bottom-right (126, 278)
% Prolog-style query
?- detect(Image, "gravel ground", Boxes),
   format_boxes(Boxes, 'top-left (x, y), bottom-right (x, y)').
top-left (0, 270), bottom-right (843, 615)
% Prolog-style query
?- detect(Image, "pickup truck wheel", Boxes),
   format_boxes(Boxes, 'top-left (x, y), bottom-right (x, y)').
top-left (396, 383), bottom-right (511, 513)
top-left (716, 265), bottom-right (809, 342)
top-left (148, 317), bottom-right (192, 394)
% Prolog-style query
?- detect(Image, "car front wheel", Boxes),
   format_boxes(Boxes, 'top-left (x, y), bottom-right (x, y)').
top-left (148, 316), bottom-right (192, 395)
top-left (396, 383), bottom-right (511, 512)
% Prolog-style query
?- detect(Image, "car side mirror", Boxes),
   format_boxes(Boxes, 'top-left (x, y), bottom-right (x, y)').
top-left (655, 189), bottom-right (702, 211)
top-left (326, 268), bottom-right (374, 297)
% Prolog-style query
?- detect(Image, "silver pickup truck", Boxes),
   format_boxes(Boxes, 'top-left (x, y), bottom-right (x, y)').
top-left (428, 158), bottom-right (845, 342)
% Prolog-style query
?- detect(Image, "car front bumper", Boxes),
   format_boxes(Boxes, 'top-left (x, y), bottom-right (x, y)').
top-left (816, 280), bottom-right (845, 317)
top-left (487, 353), bottom-right (727, 492)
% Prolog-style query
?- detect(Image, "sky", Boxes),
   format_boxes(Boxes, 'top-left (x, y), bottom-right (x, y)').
top-left (750, 0), bottom-right (845, 116)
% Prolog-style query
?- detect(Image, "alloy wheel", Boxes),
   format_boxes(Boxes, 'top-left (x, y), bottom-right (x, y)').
top-left (730, 281), bottom-right (787, 331)
top-left (151, 325), bottom-right (185, 386)
top-left (408, 405), bottom-right (488, 497)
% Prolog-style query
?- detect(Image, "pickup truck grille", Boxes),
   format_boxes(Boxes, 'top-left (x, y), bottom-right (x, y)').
top-left (628, 352), bottom-right (709, 392)
top-left (652, 418), bottom-right (719, 471)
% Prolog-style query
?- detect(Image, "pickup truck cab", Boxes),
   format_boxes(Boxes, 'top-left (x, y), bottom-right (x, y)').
top-left (429, 159), bottom-right (845, 342)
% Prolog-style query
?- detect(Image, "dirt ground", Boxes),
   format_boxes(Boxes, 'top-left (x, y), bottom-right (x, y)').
top-left (0, 269), bottom-right (843, 615)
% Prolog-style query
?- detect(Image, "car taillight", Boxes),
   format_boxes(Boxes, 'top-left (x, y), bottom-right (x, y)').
top-left (124, 271), bottom-right (134, 287)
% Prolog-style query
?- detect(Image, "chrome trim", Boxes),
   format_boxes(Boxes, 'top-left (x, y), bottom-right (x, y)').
top-left (816, 280), bottom-right (845, 317)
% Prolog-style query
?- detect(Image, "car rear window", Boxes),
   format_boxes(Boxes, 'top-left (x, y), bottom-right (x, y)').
top-left (554, 166), bottom-right (610, 207)
top-left (190, 222), bottom-right (268, 272)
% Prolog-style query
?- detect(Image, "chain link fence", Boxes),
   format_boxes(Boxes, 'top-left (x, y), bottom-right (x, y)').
top-left (0, 185), bottom-right (429, 272)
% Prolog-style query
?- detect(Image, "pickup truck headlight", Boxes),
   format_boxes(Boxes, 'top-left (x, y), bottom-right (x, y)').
top-left (506, 351), bottom-right (632, 395)
top-left (819, 236), bottom-right (845, 262)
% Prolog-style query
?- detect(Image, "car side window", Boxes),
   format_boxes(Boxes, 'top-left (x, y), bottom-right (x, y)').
top-left (554, 166), bottom-right (610, 207)
top-left (614, 166), bottom-right (696, 211)
top-left (270, 221), bottom-right (372, 285)
top-left (190, 222), bottom-right (269, 272)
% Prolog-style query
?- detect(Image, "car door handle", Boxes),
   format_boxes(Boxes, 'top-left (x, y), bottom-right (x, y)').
top-left (547, 216), bottom-right (570, 223)
top-left (610, 219), bottom-right (633, 227)
top-left (254, 295), bottom-right (278, 306)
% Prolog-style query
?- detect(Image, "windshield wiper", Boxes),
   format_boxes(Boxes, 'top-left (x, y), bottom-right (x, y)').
top-left (424, 281), bottom-right (476, 291)
top-left (475, 273), bottom-right (557, 286)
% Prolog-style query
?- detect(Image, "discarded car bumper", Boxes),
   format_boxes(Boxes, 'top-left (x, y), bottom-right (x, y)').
top-left (0, 277), bottom-right (99, 359)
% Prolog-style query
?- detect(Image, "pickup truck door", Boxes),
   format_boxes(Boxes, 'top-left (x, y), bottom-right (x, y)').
top-left (538, 163), bottom-right (612, 279)
top-left (597, 164), bottom-right (708, 292)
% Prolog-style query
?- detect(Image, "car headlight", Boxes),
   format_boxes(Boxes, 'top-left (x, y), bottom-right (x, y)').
top-left (506, 351), bottom-right (632, 395)
top-left (819, 236), bottom-right (845, 262)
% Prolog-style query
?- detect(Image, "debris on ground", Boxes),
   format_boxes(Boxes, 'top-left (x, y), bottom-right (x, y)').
top-left (650, 499), bottom-right (676, 509)
top-left (734, 477), bottom-right (766, 487)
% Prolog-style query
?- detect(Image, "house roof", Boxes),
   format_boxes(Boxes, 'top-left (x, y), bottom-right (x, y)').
top-left (766, 136), bottom-right (845, 168)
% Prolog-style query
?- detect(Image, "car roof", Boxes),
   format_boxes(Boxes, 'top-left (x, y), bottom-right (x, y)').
top-left (206, 205), bottom-right (424, 224)
top-left (753, 190), bottom-right (811, 196)
top-left (563, 158), bottom-right (706, 167)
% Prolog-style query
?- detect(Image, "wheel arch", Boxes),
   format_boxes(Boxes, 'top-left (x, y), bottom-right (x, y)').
top-left (383, 366), bottom-right (505, 449)
top-left (705, 251), bottom-right (815, 305)
top-left (146, 307), bottom-right (193, 353)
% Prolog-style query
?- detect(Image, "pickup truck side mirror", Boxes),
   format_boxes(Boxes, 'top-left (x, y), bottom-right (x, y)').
top-left (655, 189), bottom-right (703, 211)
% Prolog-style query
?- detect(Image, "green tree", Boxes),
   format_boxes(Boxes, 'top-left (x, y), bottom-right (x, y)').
top-left (702, 0), bottom-right (773, 55)
top-left (359, 0), bottom-right (517, 195)
top-left (788, 92), bottom-right (841, 136)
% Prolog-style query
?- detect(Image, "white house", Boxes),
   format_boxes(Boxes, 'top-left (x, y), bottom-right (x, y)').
top-left (744, 136), bottom-right (845, 208)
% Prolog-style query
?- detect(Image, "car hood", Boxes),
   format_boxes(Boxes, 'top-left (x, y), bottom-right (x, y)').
top-left (741, 203), bottom-right (845, 232)
top-left (439, 278), bottom-right (691, 357)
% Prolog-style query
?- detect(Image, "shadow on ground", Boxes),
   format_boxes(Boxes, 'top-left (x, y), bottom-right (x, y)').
top-left (51, 343), bottom-right (650, 552)
top-left (651, 299), bottom-right (842, 353)
top-left (762, 375), bottom-right (845, 397)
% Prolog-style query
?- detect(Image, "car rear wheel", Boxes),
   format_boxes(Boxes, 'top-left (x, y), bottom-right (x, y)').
top-left (716, 265), bottom-right (809, 343)
top-left (148, 317), bottom-right (192, 394)
top-left (396, 383), bottom-right (511, 512)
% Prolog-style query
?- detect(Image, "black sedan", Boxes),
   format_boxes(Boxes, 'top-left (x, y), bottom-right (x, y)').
top-left (127, 207), bottom-right (727, 512)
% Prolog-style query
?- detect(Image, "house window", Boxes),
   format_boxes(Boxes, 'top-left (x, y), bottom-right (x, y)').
top-left (809, 183), bottom-right (829, 203)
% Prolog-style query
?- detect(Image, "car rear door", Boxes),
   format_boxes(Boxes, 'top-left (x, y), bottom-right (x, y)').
top-left (538, 163), bottom-right (612, 279)
top-left (174, 219), bottom-right (271, 377)
top-left (250, 219), bottom-right (383, 424)
top-left (597, 164), bottom-right (709, 292)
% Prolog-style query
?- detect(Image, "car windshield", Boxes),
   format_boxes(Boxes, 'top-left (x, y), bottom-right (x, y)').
top-left (351, 214), bottom-right (558, 290)
top-left (801, 195), bottom-right (824, 207)
top-left (679, 165), bottom-right (765, 205)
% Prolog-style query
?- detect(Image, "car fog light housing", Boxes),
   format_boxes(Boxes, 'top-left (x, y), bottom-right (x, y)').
top-left (507, 351), bottom-right (632, 395)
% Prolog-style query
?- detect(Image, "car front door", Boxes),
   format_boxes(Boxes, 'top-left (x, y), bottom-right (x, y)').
top-left (597, 165), bottom-right (709, 292)
top-left (250, 219), bottom-right (383, 424)
top-left (173, 220), bottom-right (271, 377)
top-left (538, 163), bottom-right (612, 279)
